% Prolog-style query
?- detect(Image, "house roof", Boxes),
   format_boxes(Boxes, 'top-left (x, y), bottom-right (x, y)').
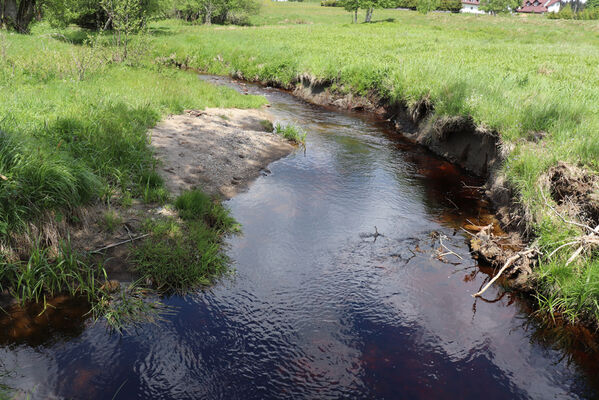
top-left (517, 0), bottom-right (560, 12)
top-left (461, 0), bottom-right (479, 4)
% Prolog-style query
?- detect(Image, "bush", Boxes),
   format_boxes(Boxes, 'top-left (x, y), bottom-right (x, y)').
top-left (547, 4), bottom-right (599, 19)
top-left (438, 0), bottom-right (461, 11)
top-left (321, 0), bottom-right (344, 6)
top-left (394, 0), bottom-right (460, 11)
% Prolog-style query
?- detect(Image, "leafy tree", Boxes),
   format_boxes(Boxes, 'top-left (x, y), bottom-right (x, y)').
top-left (43, 0), bottom-right (170, 29)
top-left (587, 0), bottom-right (599, 9)
top-left (416, 0), bottom-right (440, 13)
top-left (362, 0), bottom-right (389, 22)
top-left (479, 0), bottom-right (518, 14)
top-left (0, 0), bottom-right (38, 33)
top-left (343, 0), bottom-right (389, 23)
top-left (101, 0), bottom-right (144, 59)
top-left (343, 0), bottom-right (360, 23)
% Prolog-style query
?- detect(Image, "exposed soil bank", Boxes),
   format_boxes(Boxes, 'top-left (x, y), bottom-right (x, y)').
top-left (240, 73), bottom-right (534, 288)
top-left (151, 108), bottom-right (294, 199)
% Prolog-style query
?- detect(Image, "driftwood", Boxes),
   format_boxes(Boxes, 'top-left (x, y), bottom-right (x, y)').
top-left (472, 249), bottom-right (536, 298)
top-left (90, 234), bottom-right (149, 254)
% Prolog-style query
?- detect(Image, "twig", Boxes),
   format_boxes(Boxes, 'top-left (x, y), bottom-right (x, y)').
top-left (472, 249), bottom-right (535, 298)
top-left (439, 235), bottom-right (463, 260)
top-left (91, 234), bottom-right (149, 254)
top-left (541, 189), bottom-right (599, 235)
top-left (547, 240), bottom-right (579, 259)
top-left (445, 197), bottom-right (459, 210)
top-left (462, 181), bottom-right (485, 190)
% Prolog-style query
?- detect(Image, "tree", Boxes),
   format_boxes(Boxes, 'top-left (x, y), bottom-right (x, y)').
top-left (343, 0), bottom-right (360, 23)
top-left (0, 0), bottom-right (38, 33)
top-left (101, 0), bottom-right (144, 59)
top-left (43, 0), bottom-right (170, 29)
top-left (479, 0), bottom-right (518, 14)
top-left (343, 0), bottom-right (389, 23)
top-left (586, 0), bottom-right (599, 9)
top-left (416, 0), bottom-right (440, 13)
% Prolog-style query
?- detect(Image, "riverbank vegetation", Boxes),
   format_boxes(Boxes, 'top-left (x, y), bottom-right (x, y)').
top-left (2, 0), bottom-right (599, 328)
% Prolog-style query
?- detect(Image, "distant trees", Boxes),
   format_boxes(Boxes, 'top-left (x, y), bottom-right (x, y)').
top-left (416, 0), bottom-right (440, 13)
top-left (174, 0), bottom-right (259, 24)
top-left (479, 0), bottom-right (518, 14)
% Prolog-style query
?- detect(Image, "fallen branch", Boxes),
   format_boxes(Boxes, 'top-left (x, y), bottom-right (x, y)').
top-left (472, 249), bottom-right (536, 298)
top-left (90, 234), bottom-right (149, 254)
top-left (439, 235), bottom-right (463, 260)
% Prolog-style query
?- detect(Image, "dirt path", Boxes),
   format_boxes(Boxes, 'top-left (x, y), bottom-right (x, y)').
top-left (150, 108), bottom-right (294, 199)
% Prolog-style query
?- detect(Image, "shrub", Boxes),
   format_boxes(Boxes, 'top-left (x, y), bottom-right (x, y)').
top-left (321, 0), bottom-right (344, 6)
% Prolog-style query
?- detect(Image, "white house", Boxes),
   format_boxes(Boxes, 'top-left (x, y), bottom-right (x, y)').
top-left (460, 0), bottom-right (487, 14)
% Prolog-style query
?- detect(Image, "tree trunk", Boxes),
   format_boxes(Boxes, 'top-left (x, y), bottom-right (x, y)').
top-left (353, 9), bottom-right (357, 23)
top-left (1, 0), bottom-right (37, 33)
top-left (204, 3), bottom-right (213, 25)
top-left (365, 7), bottom-right (373, 22)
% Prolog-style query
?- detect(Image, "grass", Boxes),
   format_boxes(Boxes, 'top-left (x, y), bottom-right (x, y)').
top-left (0, 239), bottom-right (107, 306)
top-left (133, 189), bottom-right (239, 293)
top-left (102, 210), bottom-right (123, 233)
top-left (143, 4), bottom-right (599, 325)
top-left (0, 26), bottom-right (265, 233)
top-left (274, 122), bottom-right (306, 144)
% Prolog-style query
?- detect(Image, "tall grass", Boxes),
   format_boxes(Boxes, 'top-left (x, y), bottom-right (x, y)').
top-left (134, 189), bottom-right (239, 293)
top-left (0, 26), bottom-right (266, 232)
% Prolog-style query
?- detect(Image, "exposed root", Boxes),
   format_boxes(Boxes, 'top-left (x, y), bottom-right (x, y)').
top-left (469, 223), bottom-right (538, 292)
top-left (473, 249), bottom-right (537, 298)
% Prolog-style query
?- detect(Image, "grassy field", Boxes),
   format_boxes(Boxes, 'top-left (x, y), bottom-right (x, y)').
top-left (146, 4), bottom-right (599, 324)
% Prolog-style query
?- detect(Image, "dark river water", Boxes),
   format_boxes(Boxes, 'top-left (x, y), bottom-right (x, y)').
top-left (1, 76), bottom-right (599, 399)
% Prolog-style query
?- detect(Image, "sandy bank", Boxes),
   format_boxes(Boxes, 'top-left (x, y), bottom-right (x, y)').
top-left (151, 108), bottom-right (294, 199)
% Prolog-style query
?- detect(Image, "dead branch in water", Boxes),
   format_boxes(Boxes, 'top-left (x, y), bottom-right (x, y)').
top-left (438, 234), bottom-right (463, 260)
top-left (472, 249), bottom-right (536, 298)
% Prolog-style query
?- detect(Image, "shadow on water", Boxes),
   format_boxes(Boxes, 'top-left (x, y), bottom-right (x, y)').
top-left (1, 74), bottom-right (599, 399)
